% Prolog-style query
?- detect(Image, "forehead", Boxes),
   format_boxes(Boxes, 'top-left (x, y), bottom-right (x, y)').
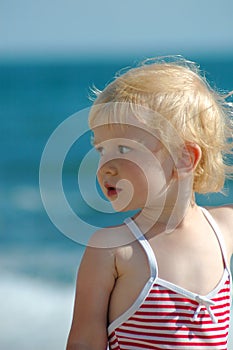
top-left (89, 102), bottom-right (180, 151)
top-left (92, 123), bottom-right (160, 147)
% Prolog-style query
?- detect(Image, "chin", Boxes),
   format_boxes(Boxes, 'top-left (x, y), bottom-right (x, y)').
top-left (111, 205), bottom-right (129, 213)
top-left (111, 202), bottom-right (140, 213)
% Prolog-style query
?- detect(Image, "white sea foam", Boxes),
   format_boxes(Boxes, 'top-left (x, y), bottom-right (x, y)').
top-left (10, 185), bottom-right (43, 212)
top-left (0, 272), bottom-right (75, 350)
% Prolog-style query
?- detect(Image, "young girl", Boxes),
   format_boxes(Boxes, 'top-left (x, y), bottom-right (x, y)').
top-left (66, 57), bottom-right (233, 350)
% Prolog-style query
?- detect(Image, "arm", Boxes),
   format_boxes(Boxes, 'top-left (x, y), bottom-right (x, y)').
top-left (221, 205), bottom-right (233, 256)
top-left (66, 241), bottom-right (117, 350)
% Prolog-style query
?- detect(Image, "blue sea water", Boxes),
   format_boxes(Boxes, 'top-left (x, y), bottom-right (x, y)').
top-left (1, 56), bottom-right (233, 349)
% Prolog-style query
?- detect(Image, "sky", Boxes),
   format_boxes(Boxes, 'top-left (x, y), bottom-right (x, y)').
top-left (1, 0), bottom-right (233, 60)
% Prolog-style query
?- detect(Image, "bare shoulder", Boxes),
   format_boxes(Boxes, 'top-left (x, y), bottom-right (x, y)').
top-left (205, 205), bottom-right (233, 255)
top-left (89, 222), bottom-right (135, 249)
top-left (207, 204), bottom-right (233, 226)
top-left (80, 223), bottom-right (131, 282)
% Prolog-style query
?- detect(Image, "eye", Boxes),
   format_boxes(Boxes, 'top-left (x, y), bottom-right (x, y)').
top-left (95, 146), bottom-right (105, 156)
top-left (118, 145), bottom-right (131, 154)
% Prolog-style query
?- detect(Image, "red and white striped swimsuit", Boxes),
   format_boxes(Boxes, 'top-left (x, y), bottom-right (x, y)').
top-left (108, 207), bottom-right (232, 350)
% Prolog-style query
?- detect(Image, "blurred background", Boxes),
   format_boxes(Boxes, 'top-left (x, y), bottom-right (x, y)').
top-left (1, 0), bottom-right (233, 349)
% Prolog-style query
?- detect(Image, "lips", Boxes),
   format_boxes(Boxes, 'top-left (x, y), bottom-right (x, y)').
top-left (104, 183), bottom-right (121, 197)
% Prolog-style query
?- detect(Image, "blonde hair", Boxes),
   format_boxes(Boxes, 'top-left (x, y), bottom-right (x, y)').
top-left (89, 56), bottom-right (233, 194)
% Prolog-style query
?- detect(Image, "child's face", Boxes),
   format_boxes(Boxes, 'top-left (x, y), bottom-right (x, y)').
top-left (92, 123), bottom-right (174, 212)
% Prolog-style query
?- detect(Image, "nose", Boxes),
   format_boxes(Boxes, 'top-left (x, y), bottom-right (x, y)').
top-left (98, 161), bottom-right (118, 176)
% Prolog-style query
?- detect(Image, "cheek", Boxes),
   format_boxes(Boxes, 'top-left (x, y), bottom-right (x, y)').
top-left (132, 158), bottom-right (171, 203)
top-left (124, 163), bottom-right (151, 203)
top-left (124, 161), bottom-right (147, 182)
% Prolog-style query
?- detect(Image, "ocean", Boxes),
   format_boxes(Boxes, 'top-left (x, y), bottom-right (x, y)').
top-left (1, 55), bottom-right (233, 349)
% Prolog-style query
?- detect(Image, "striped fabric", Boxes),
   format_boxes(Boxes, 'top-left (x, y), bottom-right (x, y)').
top-left (108, 208), bottom-right (232, 350)
top-left (109, 280), bottom-right (231, 349)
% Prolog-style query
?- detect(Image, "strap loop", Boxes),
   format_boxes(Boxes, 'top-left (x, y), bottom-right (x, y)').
top-left (192, 295), bottom-right (218, 324)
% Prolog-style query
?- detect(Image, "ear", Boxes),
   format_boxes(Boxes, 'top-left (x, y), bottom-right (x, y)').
top-left (173, 142), bottom-right (202, 179)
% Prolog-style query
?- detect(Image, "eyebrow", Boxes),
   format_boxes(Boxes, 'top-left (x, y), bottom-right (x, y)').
top-left (91, 136), bottom-right (149, 146)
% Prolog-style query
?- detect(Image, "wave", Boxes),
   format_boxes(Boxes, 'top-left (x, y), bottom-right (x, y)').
top-left (0, 271), bottom-right (75, 350)
top-left (0, 246), bottom-right (84, 284)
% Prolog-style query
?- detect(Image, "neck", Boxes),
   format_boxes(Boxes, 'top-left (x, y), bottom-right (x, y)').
top-left (133, 176), bottom-right (194, 237)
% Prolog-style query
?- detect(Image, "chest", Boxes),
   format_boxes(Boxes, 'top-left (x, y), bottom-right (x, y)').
top-left (119, 227), bottom-right (224, 291)
top-left (109, 227), bottom-right (226, 324)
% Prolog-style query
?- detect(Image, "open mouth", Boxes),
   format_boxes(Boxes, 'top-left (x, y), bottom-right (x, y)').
top-left (104, 183), bottom-right (121, 197)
